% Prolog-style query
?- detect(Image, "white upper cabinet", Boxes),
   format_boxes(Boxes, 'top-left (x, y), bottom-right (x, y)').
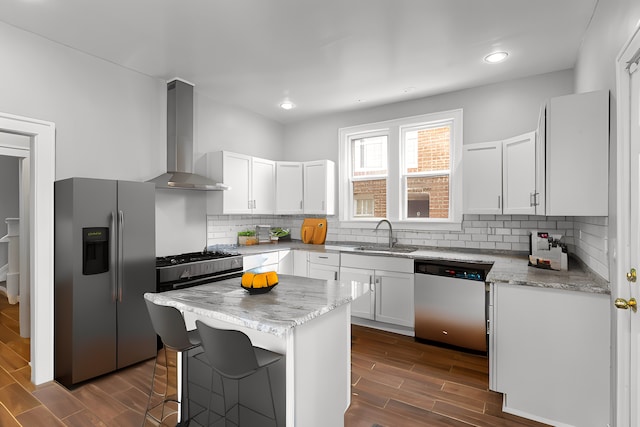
top-left (275, 161), bottom-right (304, 214)
top-left (544, 90), bottom-right (609, 216)
top-left (207, 152), bottom-right (334, 216)
top-left (303, 160), bottom-right (335, 215)
top-left (251, 157), bottom-right (276, 214)
top-left (463, 141), bottom-right (503, 214)
top-left (464, 132), bottom-right (539, 215)
top-left (206, 151), bottom-right (275, 215)
top-left (502, 132), bottom-right (537, 215)
top-left (535, 105), bottom-right (546, 215)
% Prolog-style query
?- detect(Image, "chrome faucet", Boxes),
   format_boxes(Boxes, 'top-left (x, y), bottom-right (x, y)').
top-left (375, 219), bottom-right (394, 248)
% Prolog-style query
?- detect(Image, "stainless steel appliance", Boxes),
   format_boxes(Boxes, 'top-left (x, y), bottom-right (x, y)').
top-left (414, 260), bottom-right (491, 353)
top-left (147, 79), bottom-right (229, 191)
top-left (156, 249), bottom-right (243, 292)
top-left (54, 178), bottom-right (157, 387)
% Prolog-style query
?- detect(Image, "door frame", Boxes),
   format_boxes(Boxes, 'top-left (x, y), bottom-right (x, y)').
top-left (615, 23), bottom-right (640, 427)
top-left (0, 112), bottom-right (55, 385)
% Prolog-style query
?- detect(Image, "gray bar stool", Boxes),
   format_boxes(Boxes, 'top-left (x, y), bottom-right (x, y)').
top-left (195, 320), bottom-right (283, 427)
top-left (144, 300), bottom-right (202, 426)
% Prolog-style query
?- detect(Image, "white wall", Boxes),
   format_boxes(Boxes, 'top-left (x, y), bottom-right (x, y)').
top-left (0, 22), bottom-right (165, 182)
top-left (0, 21), bottom-right (285, 257)
top-left (283, 69), bottom-right (574, 162)
top-left (194, 93), bottom-right (284, 168)
top-left (574, 0), bottom-right (640, 283)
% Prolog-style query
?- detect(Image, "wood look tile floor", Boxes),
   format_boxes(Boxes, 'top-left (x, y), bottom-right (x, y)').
top-left (0, 293), bottom-right (547, 426)
top-left (346, 325), bottom-right (549, 427)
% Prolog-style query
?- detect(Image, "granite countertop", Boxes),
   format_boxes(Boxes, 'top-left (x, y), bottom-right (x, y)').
top-left (144, 274), bottom-right (370, 337)
top-left (217, 241), bottom-right (610, 295)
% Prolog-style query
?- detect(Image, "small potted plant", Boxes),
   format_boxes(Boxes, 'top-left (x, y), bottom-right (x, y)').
top-left (237, 229), bottom-right (257, 246)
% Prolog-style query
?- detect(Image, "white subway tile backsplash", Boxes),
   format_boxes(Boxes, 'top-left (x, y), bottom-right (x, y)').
top-left (205, 213), bottom-right (609, 280)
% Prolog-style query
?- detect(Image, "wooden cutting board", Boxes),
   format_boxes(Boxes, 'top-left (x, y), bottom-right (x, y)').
top-left (301, 218), bottom-right (327, 244)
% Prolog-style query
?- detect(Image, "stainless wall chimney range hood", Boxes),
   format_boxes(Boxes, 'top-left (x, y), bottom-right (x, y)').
top-left (148, 79), bottom-right (228, 190)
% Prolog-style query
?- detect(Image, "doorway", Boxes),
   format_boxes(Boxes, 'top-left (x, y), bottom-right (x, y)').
top-left (0, 135), bottom-right (30, 340)
top-left (0, 112), bottom-right (55, 385)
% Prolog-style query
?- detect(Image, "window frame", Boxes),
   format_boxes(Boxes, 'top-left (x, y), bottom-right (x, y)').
top-left (338, 109), bottom-right (463, 231)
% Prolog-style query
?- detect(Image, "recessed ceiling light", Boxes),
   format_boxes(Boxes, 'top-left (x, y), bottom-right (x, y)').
top-left (484, 51), bottom-right (509, 64)
top-left (280, 100), bottom-right (295, 110)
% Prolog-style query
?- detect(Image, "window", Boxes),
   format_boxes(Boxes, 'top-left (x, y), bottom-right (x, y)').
top-left (350, 133), bottom-right (388, 218)
top-left (402, 123), bottom-right (451, 219)
top-left (339, 110), bottom-right (463, 229)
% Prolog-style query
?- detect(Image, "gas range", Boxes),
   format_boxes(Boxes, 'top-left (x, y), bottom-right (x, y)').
top-left (155, 250), bottom-right (243, 292)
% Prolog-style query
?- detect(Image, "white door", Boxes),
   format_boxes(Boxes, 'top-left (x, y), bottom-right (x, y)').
top-left (462, 141), bottom-right (502, 214)
top-left (223, 152), bottom-right (252, 213)
top-left (628, 43), bottom-right (640, 427)
top-left (308, 264), bottom-right (338, 281)
top-left (251, 157), bottom-right (275, 214)
top-left (275, 161), bottom-right (304, 214)
top-left (292, 250), bottom-right (309, 277)
top-left (374, 270), bottom-right (414, 327)
top-left (616, 26), bottom-right (640, 426)
top-left (304, 161), bottom-right (326, 213)
top-left (502, 132), bottom-right (536, 215)
top-left (340, 267), bottom-right (374, 320)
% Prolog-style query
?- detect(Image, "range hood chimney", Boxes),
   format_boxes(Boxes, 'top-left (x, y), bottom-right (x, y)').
top-left (148, 79), bottom-right (228, 190)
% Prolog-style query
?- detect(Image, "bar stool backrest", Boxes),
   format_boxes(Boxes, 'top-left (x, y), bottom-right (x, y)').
top-left (145, 300), bottom-right (194, 351)
top-left (196, 320), bottom-right (259, 379)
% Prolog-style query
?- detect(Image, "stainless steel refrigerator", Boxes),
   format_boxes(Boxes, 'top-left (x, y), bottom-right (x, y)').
top-left (54, 177), bottom-right (156, 387)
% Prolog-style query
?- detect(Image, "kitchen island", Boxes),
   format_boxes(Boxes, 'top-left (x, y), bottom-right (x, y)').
top-left (145, 274), bottom-right (369, 427)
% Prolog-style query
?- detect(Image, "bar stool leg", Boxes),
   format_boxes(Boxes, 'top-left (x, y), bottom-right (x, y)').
top-left (143, 346), bottom-right (170, 427)
top-left (266, 367), bottom-right (278, 426)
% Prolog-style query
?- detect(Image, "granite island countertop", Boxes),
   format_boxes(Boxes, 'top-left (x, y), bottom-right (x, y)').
top-left (144, 274), bottom-right (370, 337)
top-left (218, 241), bottom-right (610, 295)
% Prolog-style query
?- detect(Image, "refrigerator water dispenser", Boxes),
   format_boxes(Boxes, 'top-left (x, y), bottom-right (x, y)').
top-left (82, 227), bottom-right (109, 275)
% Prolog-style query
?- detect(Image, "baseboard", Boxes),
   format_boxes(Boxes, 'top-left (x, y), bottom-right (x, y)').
top-left (350, 317), bottom-right (414, 337)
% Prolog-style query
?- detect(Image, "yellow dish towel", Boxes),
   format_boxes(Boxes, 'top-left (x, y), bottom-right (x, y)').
top-left (242, 271), bottom-right (279, 288)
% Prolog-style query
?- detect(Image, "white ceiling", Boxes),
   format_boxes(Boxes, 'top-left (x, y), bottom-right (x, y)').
top-left (1, 0), bottom-right (597, 124)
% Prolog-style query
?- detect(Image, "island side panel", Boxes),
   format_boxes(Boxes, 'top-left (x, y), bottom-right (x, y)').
top-left (292, 302), bottom-right (351, 427)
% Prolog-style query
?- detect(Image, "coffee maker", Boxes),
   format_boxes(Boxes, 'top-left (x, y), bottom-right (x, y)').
top-left (529, 230), bottom-right (568, 271)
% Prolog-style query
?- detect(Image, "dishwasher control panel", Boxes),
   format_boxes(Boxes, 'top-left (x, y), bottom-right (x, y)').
top-left (414, 260), bottom-right (488, 281)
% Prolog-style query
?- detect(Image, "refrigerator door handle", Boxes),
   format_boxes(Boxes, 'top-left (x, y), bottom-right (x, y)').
top-left (118, 210), bottom-right (124, 302)
top-left (110, 212), bottom-right (117, 302)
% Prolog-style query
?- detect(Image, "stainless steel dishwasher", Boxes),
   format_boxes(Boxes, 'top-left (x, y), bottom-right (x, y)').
top-left (414, 260), bottom-right (490, 353)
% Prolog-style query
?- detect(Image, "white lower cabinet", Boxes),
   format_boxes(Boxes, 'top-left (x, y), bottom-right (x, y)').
top-left (340, 267), bottom-right (375, 320)
top-left (308, 251), bottom-right (340, 280)
top-left (308, 264), bottom-right (339, 280)
top-left (340, 254), bottom-right (414, 328)
top-left (288, 250), bottom-right (340, 279)
top-left (489, 283), bottom-right (610, 427)
top-left (278, 250), bottom-right (293, 275)
top-left (293, 250), bottom-right (309, 277)
top-left (243, 251), bottom-right (280, 273)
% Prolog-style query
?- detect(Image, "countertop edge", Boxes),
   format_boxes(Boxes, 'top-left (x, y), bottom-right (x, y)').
top-left (218, 241), bottom-right (610, 295)
top-left (145, 277), bottom-right (368, 337)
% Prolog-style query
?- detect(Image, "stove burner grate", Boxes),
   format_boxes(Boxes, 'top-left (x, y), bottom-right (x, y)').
top-left (155, 251), bottom-right (239, 268)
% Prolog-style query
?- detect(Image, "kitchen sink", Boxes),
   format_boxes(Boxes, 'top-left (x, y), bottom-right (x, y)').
top-left (354, 245), bottom-right (418, 254)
